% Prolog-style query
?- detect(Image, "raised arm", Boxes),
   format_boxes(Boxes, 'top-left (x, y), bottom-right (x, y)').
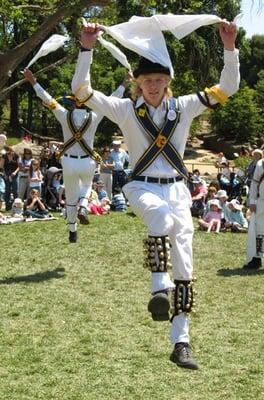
top-left (23, 68), bottom-right (65, 120)
top-left (72, 24), bottom-right (130, 126)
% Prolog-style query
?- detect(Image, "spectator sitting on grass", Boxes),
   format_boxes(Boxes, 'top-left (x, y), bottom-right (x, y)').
top-left (224, 199), bottom-right (248, 233)
top-left (0, 167), bottom-right (5, 210)
top-left (96, 180), bottom-right (108, 201)
top-left (111, 187), bottom-right (127, 212)
top-left (203, 186), bottom-right (217, 215)
top-left (87, 186), bottom-right (109, 215)
top-left (11, 198), bottom-right (24, 218)
top-left (198, 199), bottom-right (222, 233)
top-left (24, 189), bottom-right (49, 219)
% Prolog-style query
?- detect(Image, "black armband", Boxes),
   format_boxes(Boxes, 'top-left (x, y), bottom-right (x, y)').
top-left (80, 47), bottom-right (91, 52)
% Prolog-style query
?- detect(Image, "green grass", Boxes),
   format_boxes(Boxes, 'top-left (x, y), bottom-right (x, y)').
top-left (0, 212), bottom-right (263, 400)
top-left (6, 137), bottom-right (21, 146)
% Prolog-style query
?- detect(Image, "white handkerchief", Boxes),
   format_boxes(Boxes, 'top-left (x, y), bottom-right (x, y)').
top-left (26, 34), bottom-right (69, 68)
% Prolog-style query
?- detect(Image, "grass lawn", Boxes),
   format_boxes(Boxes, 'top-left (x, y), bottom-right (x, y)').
top-left (0, 211), bottom-right (263, 400)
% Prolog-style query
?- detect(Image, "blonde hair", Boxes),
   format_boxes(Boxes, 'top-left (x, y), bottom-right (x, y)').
top-left (130, 76), bottom-right (173, 101)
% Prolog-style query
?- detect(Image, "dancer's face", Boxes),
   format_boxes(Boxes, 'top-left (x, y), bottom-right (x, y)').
top-left (138, 73), bottom-right (170, 108)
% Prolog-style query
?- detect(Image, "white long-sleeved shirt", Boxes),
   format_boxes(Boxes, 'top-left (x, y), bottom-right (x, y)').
top-left (249, 159), bottom-right (264, 204)
top-left (33, 77), bottom-right (125, 157)
top-left (72, 49), bottom-right (240, 176)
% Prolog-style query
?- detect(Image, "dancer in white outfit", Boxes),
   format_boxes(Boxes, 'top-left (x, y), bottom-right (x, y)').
top-left (23, 65), bottom-right (128, 242)
top-left (244, 153), bottom-right (264, 269)
top-left (72, 21), bottom-right (239, 368)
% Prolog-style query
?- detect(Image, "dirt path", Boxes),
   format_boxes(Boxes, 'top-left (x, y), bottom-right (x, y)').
top-left (184, 138), bottom-right (219, 178)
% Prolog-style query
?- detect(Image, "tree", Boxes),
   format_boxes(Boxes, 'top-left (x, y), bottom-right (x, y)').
top-left (210, 84), bottom-right (263, 144)
top-left (0, 0), bottom-right (110, 93)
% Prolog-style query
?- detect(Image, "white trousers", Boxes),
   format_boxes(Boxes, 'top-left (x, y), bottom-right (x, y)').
top-left (99, 172), bottom-right (113, 199)
top-left (61, 156), bottom-right (96, 232)
top-left (247, 198), bottom-right (264, 262)
top-left (123, 180), bottom-right (194, 344)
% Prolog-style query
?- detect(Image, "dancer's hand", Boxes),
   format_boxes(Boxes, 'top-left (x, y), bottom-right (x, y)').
top-left (23, 68), bottom-right (37, 85)
top-left (122, 71), bottom-right (134, 87)
top-left (80, 23), bottom-right (101, 49)
top-left (219, 21), bottom-right (237, 51)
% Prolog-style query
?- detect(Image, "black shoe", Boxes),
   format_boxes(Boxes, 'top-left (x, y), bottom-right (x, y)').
top-left (69, 231), bottom-right (77, 243)
top-left (147, 291), bottom-right (170, 321)
top-left (170, 342), bottom-right (198, 370)
top-left (243, 257), bottom-right (262, 270)
top-left (78, 206), bottom-right (89, 225)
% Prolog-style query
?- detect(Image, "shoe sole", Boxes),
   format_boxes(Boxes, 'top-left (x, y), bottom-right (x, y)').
top-left (243, 265), bottom-right (261, 270)
top-left (148, 293), bottom-right (170, 321)
top-left (169, 353), bottom-right (199, 370)
top-left (78, 214), bottom-right (89, 225)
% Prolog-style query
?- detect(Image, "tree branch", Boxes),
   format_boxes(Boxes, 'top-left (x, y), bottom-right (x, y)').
top-left (0, 55), bottom-right (73, 100)
top-left (13, 5), bottom-right (53, 12)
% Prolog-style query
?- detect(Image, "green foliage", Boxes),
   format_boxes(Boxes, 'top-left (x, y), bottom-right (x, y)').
top-left (210, 84), bottom-right (263, 143)
top-left (233, 155), bottom-right (251, 172)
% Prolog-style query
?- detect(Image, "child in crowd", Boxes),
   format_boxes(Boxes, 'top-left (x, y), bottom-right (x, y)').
top-left (11, 197), bottom-right (24, 218)
top-left (99, 147), bottom-right (115, 199)
top-left (224, 199), bottom-right (248, 233)
top-left (216, 189), bottom-right (229, 229)
top-left (87, 186), bottom-right (109, 215)
top-left (28, 159), bottom-right (43, 195)
top-left (111, 187), bottom-right (127, 212)
top-left (18, 148), bottom-right (33, 200)
top-left (0, 168), bottom-right (6, 210)
top-left (203, 186), bottom-right (217, 215)
top-left (96, 180), bottom-right (108, 201)
top-left (51, 170), bottom-right (63, 192)
top-left (24, 189), bottom-right (49, 219)
top-left (198, 199), bottom-right (222, 233)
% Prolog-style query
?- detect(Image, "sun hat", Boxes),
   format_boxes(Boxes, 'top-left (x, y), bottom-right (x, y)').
top-left (216, 190), bottom-right (228, 199)
top-left (13, 198), bottom-right (23, 206)
top-left (228, 199), bottom-right (242, 211)
top-left (252, 149), bottom-right (263, 157)
top-left (208, 199), bottom-right (222, 209)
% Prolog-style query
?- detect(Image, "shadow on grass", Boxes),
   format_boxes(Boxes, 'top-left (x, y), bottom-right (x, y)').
top-left (0, 267), bottom-right (65, 284)
top-left (217, 267), bottom-right (264, 277)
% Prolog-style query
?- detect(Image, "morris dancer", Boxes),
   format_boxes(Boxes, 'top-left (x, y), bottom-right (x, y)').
top-left (72, 20), bottom-right (239, 368)
top-left (244, 151), bottom-right (264, 269)
top-left (23, 67), bottom-right (129, 243)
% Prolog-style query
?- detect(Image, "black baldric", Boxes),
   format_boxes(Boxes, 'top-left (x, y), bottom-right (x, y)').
top-left (59, 110), bottom-right (97, 160)
top-left (132, 97), bottom-right (188, 179)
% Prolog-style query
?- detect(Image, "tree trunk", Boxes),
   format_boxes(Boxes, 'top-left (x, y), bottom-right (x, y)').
top-left (0, 0), bottom-right (110, 92)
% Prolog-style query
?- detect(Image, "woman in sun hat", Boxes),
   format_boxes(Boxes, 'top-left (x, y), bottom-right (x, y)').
top-left (225, 199), bottom-right (248, 233)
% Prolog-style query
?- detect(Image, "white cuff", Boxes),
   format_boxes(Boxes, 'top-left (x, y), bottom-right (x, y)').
top-left (151, 272), bottom-right (175, 294)
top-left (224, 48), bottom-right (239, 63)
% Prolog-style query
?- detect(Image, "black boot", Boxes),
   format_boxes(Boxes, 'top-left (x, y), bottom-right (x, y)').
top-left (78, 206), bottom-right (89, 225)
top-left (147, 291), bottom-right (170, 321)
top-left (170, 342), bottom-right (198, 370)
top-left (243, 257), bottom-right (262, 270)
top-left (69, 231), bottom-right (77, 243)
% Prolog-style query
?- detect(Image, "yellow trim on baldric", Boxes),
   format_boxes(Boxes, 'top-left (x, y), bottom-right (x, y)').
top-left (42, 99), bottom-right (58, 110)
top-left (74, 85), bottom-right (93, 104)
top-left (204, 86), bottom-right (228, 105)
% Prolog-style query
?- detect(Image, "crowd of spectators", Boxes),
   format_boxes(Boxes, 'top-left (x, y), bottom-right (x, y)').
top-left (188, 146), bottom-right (264, 234)
top-left (0, 136), bottom-right (262, 230)
top-left (0, 137), bottom-right (130, 222)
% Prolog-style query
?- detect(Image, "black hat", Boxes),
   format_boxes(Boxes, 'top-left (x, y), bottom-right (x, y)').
top-left (133, 57), bottom-right (170, 78)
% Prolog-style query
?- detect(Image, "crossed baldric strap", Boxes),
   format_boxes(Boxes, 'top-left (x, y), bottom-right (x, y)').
top-left (132, 97), bottom-right (188, 180)
top-left (57, 110), bottom-right (101, 162)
